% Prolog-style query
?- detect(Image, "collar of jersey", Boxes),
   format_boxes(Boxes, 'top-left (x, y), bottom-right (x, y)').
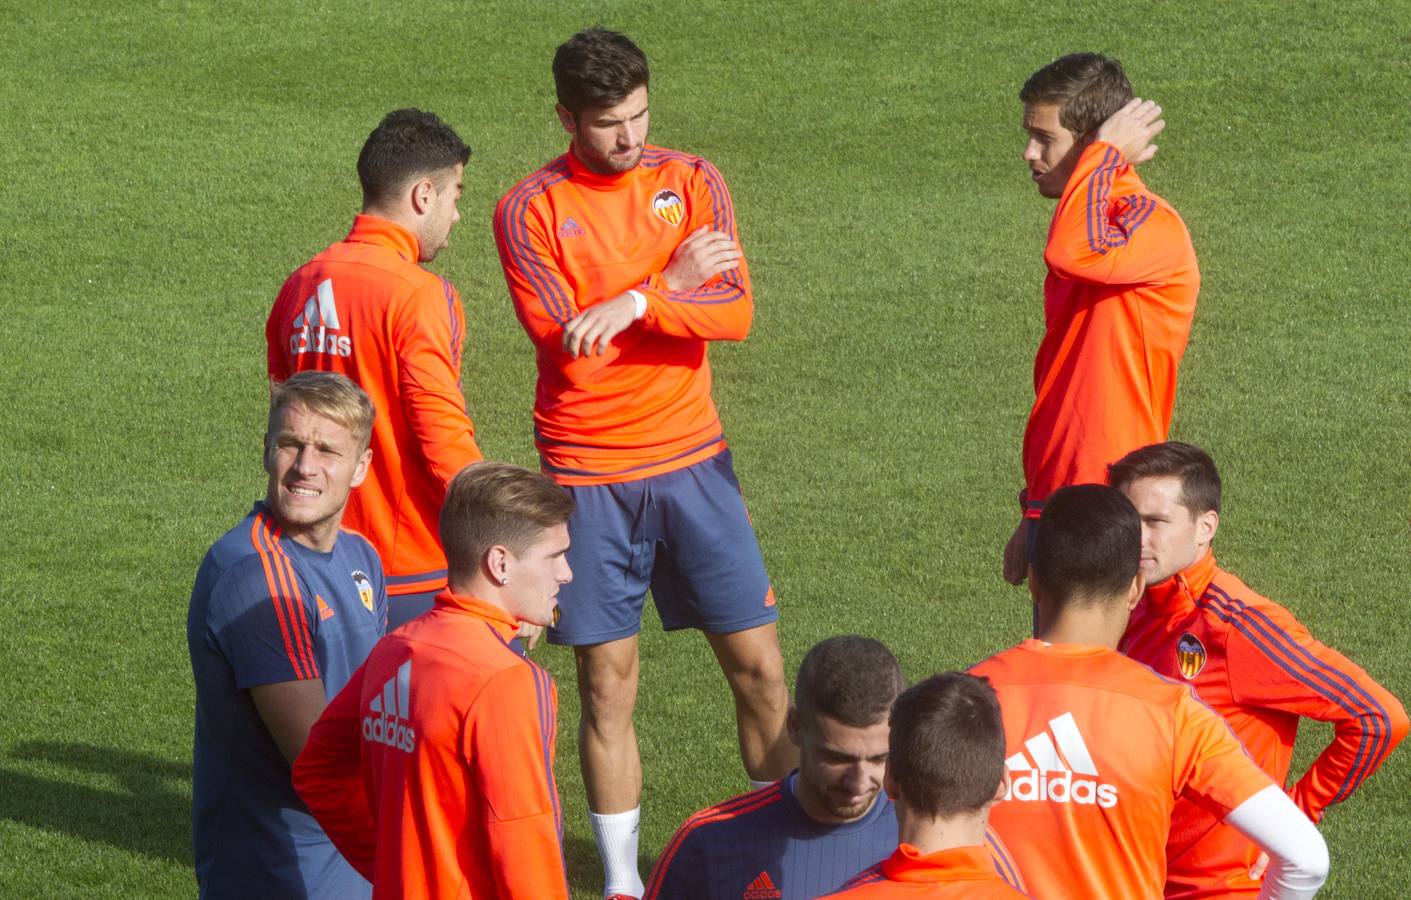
top-left (250, 500), bottom-right (338, 561)
top-left (1019, 637), bottom-right (1114, 658)
top-left (432, 589), bottom-right (519, 637)
top-left (345, 213), bottom-right (422, 262)
top-left (881, 843), bottom-right (997, 883)
top-left (1144, 547), bottom-right (1217, 615)
top-left (566, 143), bottom-right (641, 191)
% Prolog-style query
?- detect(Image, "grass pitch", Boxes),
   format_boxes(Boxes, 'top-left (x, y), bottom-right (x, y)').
top-left (2, 1), bottom-right (1408, 897)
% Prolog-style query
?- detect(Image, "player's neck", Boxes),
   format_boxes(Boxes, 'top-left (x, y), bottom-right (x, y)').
top-left (895, 804), bottom-right (987, 856)
top-left (282, 520), bottom-right (339, 554)
top-left (1034, 604), bottom-right (1126, 649)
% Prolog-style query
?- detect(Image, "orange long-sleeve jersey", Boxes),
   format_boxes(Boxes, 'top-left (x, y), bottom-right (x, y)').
top-left (292, 591), bottom-right (568, 900)
top-left (268, 215), bottom-right (482, 595)
top-left (1021, 142), bottom-right (1199, 516)
top-left (970, 640), bottom-right (1272, 900)
top-left (825, 844), bottom-right (1030, 898)
top-left (1121, 550), bottom-right (1408, 897)
top-left (493, 145), bottom-right (752, 486)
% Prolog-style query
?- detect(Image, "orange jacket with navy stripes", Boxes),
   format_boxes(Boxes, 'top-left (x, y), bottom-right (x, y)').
top-left (493, 144), bottom-right (752, 486)
top-left (1021, 141), bottom-right (1199, 517)
top-left (268, 214), bottom-right (482, 596)
top-left (824, 843), bottom-right (1031, 898)
top-left (644, 774), bottom-right (1026, 899)
top-left (1121, 550), bottom-right (1408, 897)
top-left (292, 590), bottom-right (569, 900)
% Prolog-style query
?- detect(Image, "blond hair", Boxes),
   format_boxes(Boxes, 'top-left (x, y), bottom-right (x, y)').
top-left (268, 372), bottom-right (375, 449)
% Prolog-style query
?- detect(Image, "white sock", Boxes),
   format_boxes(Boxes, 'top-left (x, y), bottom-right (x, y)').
top-left (748, 778), bottom-right (774, 791)
top-left (589, 807), bottom-right (644, 898)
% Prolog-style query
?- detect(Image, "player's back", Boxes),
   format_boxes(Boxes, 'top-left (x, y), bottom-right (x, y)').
top-left (971, 639), bottom-right (1269, 900)
top-left (267, 214), bottom-right (474, 595)
top-left (351, 600), bottom-right (563, 899)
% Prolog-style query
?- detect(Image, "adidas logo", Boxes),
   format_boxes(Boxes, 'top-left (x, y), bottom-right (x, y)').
top-left (361, 660), bottom-right (416, 753)
top-left (1003, 712), bottom-right (1117, 809)
top-left (558, 217), bottom-right (585, 239)
top-left (743, 871), bottom-right (781, 900)
top-left (288, 278), bottom-right (352, 358)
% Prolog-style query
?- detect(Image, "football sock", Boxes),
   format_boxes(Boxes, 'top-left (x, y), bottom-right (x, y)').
top-left (748, 778), bottom-right (774, 791)
top-left (590, 807), bottom-right (644, 899)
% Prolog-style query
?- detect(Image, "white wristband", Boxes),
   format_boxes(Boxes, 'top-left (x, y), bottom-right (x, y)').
top-left (627, 289), bottom-right (647, 320)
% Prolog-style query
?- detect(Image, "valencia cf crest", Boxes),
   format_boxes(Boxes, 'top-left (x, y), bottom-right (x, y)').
top-left (1177, 632), bottom-right (1207, 679)
top-left (651, 189), bottom-right (685, 227)
top-left (352, 570), bottom-right (376, 614)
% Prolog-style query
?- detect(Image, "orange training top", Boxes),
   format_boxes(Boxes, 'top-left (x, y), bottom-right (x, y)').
top-left (1121, 550), bottom-right (1408, 898)
top-left (825, 844), bottom-right (1031, 898)
top-left (1021, 141), bottom-right (1199, 517)
top-left (267, 215), bottom-right (482, 595)
top-left (493, 144), bottom-right (752, 485)
top-left (970, 640), bottom-right (1271, 900)
top-left (292, 590), bottom-right (568, 900)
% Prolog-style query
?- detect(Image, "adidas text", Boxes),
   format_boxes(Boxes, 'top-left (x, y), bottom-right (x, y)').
top-left (1005, 769), bottom-right (1118, 808)
top-left (361, 714), bottom-right (416, 753)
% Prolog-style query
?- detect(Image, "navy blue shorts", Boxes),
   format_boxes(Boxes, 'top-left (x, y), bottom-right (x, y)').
top-left (548, 450), bottom-right (776, 646)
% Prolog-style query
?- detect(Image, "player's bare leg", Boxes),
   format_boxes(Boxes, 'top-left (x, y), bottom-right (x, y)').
top-left (576, 635), bottom-right (645, 897)
top-left (706, 621), bottom-right (796, 782)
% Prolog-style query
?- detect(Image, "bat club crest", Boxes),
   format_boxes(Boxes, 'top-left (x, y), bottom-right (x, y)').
top-left (651, 189), bottom-right (685, 227)
top-left (1176, 632), bottom-right (1207, 679)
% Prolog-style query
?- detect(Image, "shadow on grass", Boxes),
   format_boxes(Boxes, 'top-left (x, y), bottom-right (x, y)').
top-left (0, 740), bottom-right (190, 865)
top-left (564, 834), bottom-right (660, 893)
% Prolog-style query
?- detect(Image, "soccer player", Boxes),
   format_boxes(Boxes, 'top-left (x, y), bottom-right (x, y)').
top-left (1001, 53), bottom-right (1199, 585)
top-left (293, 461), bottom-right (572, 899)
top-left (973, 484), bottom-right (1329, 900)
top-left (493, 28), bottom-right (791, 897)
top-left (824, 673), bottom-right (1028, 898)
top-left (268, 108), bottom-right (482, 629)
top-left (187, 372), bottom-right (385, 900)
top-left (645, 637), bottom-right (1025, 899)
top-left (1110, 442), bottom-right (1409, 897)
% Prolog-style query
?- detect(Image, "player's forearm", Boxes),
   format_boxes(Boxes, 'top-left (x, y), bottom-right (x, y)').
top-left (486, 815), bottom-right (570, 899)
top-left (1294, 695), bottom-right (1410, 816)
top-left (639, 275), bottom-right (753, 341)
top-left (402, 388), bottom-right (483, 485)
top-left (1224, 785), bottom-right (1329, 900)
top-left (292, 723), bottom-right (377, 875)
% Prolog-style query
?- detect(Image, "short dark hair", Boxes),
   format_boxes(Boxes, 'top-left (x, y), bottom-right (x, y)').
top-left (356, 108), bottom-right (471, 210)
top-left (795, 636), bottom-right (905, 729)
top-left (1032, 484), bottom-right (1141, 607)
top-left (888, 673), bottom-right (1006, 818)
top-left (1107, 441), bottom-right (1222, 515)
top-left (440, 462), bottom-right (575, 583)
top-left (553, 28), bottom-right (650, 113)
top-left (1020, 53), bottom-right (1133, 135)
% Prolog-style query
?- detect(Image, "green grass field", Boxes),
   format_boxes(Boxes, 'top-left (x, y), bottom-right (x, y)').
top-left (3, 1), bottom-right (1408, 896)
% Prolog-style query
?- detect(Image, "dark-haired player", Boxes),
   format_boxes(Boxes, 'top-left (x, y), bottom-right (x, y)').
top-left (976, 484), bottom-right (1328, 900)
top-left (494, 29), bottom-right (790, 898)
top-left (645, 638), bottom-right (1024, 900)
top-left (825, 673), bottom-right (1027, 898)
top-left (1001, 53), bottom-right (1199, 585)
top-left (1111, 442), bottom-right (1407, 897)
top-left (268, 108), bottom-right (482, 629)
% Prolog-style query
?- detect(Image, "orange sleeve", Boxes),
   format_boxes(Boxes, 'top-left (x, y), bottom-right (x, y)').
top-left (1044, 141), bottom-right (1189, 286)
top-left (1172, 684), bottom-right (1275, 819)
top-left (636, 158), bottom-right (754, 342)
top-left (1223, 602), bottom-right (1409, 821)
top-left (463, 662), bottom-right (569, 899)
top-left (390, 279), bottom-right (482, 488)
top-left (493, 188), bottom-right (632, 384)
top-left (266, 294), bottom-right (292, 382)
top-left (292, 663), bottom-right (376, 879)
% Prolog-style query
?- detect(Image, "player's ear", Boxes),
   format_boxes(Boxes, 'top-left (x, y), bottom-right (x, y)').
top-left (350, 447), bottom-right (372, 489)
top-left (484, 544), bottom-right (510, 586)
top-left (554, 104), bottom-right (576, 136)
top-left (409, 177), bottom-right (436, 216)
top-left (261, 432), bottom-right (274, 473)
top-left (1198, 509), bottom-right (1219, 545)
top-left (785, 706), bottom-right (802, 748)
top-left (1125, 572), bottom-right (1145, 611)
top-left (882, 765), bottom-right (898, 802)
top-left (992, 771), bottom-right (1010, 805)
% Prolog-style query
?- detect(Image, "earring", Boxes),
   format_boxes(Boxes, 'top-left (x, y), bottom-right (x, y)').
top-left (500, 576), bottom-right (509, 585)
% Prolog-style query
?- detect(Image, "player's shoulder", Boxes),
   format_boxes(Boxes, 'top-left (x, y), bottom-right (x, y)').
top-left (641, 144), bottom-right (725, 180)
top-left (666, 781), bottom-right (789, 847)
top-left (1198, 567), bottom-right (1303, 633)
top-left (335, 526), bottom-right (384, 570)
top-left (199, 505), bottom-right (275, 579)
top-left (496, 153), bottom-right (574, 213)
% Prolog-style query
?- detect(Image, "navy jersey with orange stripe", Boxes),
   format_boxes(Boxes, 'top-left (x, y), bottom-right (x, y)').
top-left (188, 501), bottom-right (387, 899)
top-left (644, 773), bottom-right (1026, 900)
top-left (1121, 550), bottom-right (1408, 897)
